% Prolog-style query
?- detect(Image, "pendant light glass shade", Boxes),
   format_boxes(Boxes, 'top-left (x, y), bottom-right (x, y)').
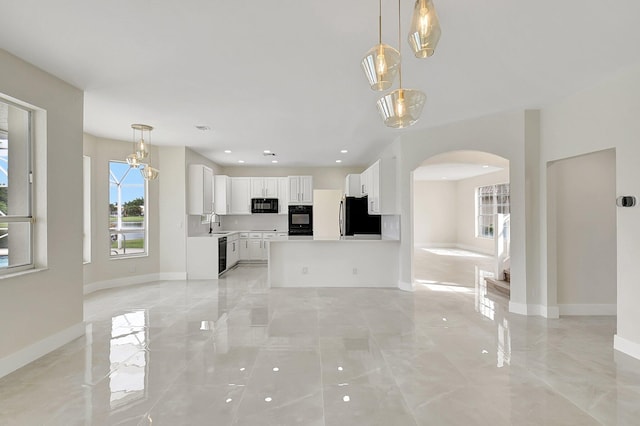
top-left (408, 0), bottom-right (441, 58)
top-left (377, 88), bottom-right (426, 128)
top-left (362, 43), bottom-right (400, 91)
top-left (361, 0), bottom-right (400, 91)
top-left (140, 165), bottom-right (159, 180)
top-left (126, 153), bottom-right (141, 168)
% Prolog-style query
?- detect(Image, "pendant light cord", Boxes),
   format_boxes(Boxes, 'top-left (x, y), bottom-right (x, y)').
top-left (398, 0), bottom-right (402, 88)
top-left (378, 0), bottom-right (382, 45)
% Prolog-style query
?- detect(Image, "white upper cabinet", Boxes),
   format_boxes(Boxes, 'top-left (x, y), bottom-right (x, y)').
top-left (288, 176), bottom-right (313, 204)
top-left (361, 158), bottom-right (397, 215)
top-left (278, 177), bottom-right (288, 214)
top-left (214, 175), bottom-right (231, 215)
top-left (188, 164), bottom-right (214, 215)
top-left (230, 177), bottom-right (251, 214)
top-left (345, 174), bottom-right (362, 197)
top-left (250, 177), bottom-right (278, 198)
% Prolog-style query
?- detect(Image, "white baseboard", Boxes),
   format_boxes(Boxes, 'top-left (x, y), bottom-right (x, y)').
top-left (508, 302), bottom-right (559, 318)
top-left (509, 301), bottom-right (529, 315)
top-left (540, 304), bottom-right (560, 319)
top-left (84, 273), bottom-right (160, 295)
top-left (186, 273), bottom-right (219, 280)
top-left (158, 272), bottom-right (187, 281)
top-left (614, 335), bottom-right (640, 361)
top-left (559, 304), bottom-right (616, 316)
top-left (398, 281), bottom-right (414, 292)
top-left (0, 322), bottom-right (85, 379)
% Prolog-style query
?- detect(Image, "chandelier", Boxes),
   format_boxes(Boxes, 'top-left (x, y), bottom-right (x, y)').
top-left (127, 124), bottom-right (159, 180)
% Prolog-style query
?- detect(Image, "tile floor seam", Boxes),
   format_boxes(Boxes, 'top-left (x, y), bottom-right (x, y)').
top-left (376, 344), bottom-right (420, 426)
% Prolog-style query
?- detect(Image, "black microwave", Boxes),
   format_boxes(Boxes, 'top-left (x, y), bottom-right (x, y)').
top-left (251, 198), bottom-right (279, 214)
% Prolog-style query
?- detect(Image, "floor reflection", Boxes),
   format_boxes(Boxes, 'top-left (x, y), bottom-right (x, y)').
top-left (109, 310), bottom-right (148, 409)
top-left (415, 247), bottom-right (512, 368)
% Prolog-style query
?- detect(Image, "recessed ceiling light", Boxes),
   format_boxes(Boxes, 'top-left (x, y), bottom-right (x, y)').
top-left (272, 160), bottom-right (278, 163)
top-left (340, 150), bottom-right (348, 154)
top-left (336, 160), bottom-right (342, 163)
top-left (263, 150), bottom-right (271, 154)
top-left (224, 150), bottom-right (232, 154)
top-left (441, 177), bottom-right (447, 179)
top-left (238, 160), bottom-right (245, 163)
top-left (482, 165), bottom-right (489, 168)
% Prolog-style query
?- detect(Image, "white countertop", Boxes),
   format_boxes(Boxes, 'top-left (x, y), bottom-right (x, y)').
top-left (189, 229), bottom-right (287, 238)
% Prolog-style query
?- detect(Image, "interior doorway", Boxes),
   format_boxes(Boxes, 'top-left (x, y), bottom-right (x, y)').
top-left (547, 149), bottom-right (617, 316)
top-left (411, 150), bottom-right (511, 300)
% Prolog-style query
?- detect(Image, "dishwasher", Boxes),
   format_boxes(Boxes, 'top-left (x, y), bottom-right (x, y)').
top-left (218, 236), bottom-right (227, 274)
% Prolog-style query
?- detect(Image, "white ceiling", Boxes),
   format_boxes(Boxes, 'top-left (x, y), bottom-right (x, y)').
top-left (1, 1), bottom-right (640, 167)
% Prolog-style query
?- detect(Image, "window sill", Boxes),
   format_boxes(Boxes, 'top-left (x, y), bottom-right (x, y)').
top-left (109, 253), bottom-right (148, 261)
top-left (0, 267), bottom-right (48, 280)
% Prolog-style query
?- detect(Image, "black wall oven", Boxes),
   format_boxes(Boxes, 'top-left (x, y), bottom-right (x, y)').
top-left (288, 205), bottom-right (313, 236)
top-left (251, 198), bottom-right (279, 214)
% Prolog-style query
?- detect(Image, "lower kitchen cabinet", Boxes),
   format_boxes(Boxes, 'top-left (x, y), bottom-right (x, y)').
top-left (227, 234), bottom-right (239, 268)
top-left (248, 239), bottom-right (263, 260)
top-left (239, 236), bottom-right (250, 261)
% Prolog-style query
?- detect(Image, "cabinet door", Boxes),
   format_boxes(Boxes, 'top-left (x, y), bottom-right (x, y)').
top-left (248, 239), bottom-right (262, 260)
top-left (239, 238), bottom-right (249, 260)
top-left (288, 177), bottom-right (300, 203)
top-left (188, 165), bottom-right (213, 215)
top-left (263, 178), bottom-right (279, 198)
top-left (299, 176), bottom-right (313, 204)
top-left (278, 178), bottom-right (288, 214)
top-left (370, 160), bottom-right (380, 214)
top-left (214, 175), bottom-right (230, 215)
top-left (226, 241), bottom-right (234, 268)
top-left (230, 177), bottom-right (251, 214)
top-left (203, 167), bottom-right (213, 213)
top-left (250, 177), bottom-right (265, 198)
top-left (360, 168), bottom-right (370, 196)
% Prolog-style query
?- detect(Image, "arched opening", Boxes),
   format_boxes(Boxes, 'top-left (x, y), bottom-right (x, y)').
top-left (411, 150), bottom-right (511, 304)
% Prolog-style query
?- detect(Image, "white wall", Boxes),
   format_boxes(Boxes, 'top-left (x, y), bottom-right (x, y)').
top-left (0, 49), bottom-right (84, 376)
top-left (158, 146), bottom-right (187, 278)
top-left (456, 169), bottom-right (510, 255)
top-left (539, 65), bottom-right (640, 356)
top-left (549, 149), bottom-right (616, 313)
top-left (412, 180), bottom-right (457, 246)
top-left (82, 134), bottom-right (161, 288)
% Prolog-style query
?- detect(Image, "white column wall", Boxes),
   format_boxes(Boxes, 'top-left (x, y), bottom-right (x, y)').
top-left (540, 65), bottom-right (640, 357)
top-left (396, 110), bottom-right (535, 311)
top-left (158, 146), bottom-right (187, 278)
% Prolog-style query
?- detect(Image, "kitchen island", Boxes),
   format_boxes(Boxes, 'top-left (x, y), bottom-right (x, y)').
top-left (268, 236), bottom-right (400, 288)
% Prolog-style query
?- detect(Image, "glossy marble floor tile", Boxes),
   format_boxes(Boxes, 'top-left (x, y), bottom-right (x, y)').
top-left (1, 254), bottom-right (639, 425)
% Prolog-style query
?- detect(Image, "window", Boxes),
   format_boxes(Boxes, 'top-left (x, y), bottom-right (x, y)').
top-left (109, 161), bottom-right (146, 257)
top-left (83, 155), bottom-right (91, 263)
top-left (477, 183), bottom-right (510, 239)
top-left (0, 99), bottom-right (33, 273)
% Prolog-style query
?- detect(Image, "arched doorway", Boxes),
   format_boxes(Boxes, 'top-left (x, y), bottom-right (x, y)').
top-left (411, 150), bottom-right (511, 302)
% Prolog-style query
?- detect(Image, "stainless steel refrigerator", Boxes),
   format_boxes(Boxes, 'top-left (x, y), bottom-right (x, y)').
top-left (339, 196), bottom-right (381, 236)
